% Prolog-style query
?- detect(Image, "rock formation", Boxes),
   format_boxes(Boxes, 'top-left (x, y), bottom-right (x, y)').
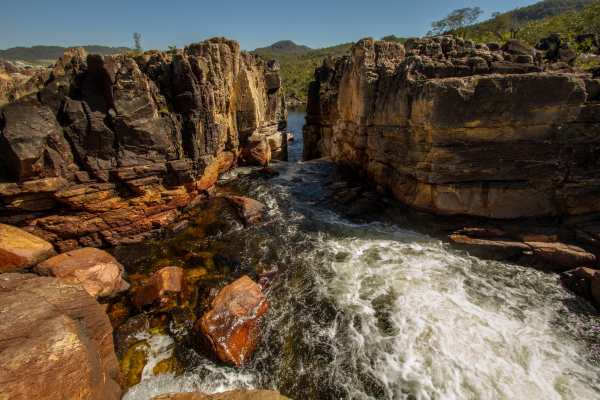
top-left (304, 36), bottom-right (600, 220)
top-left (0, 273), bottom-right (121, 400)
top-left (0, 38), bottom-right (287, 249)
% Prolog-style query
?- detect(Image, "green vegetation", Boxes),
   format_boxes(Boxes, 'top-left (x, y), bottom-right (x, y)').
top-left (428, 7), bottom-right (484, 37)
top-left (463, 0), bottom-right (599, 42)
top-left (253, 41), bottom-right (354, 102)
top-left (0, 45), bottom-right (130, 63)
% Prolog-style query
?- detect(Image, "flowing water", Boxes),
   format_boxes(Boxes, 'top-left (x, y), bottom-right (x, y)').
top-left (122, 111), bottom-right (600, 400)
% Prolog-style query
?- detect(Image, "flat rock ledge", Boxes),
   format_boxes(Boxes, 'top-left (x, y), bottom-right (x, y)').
top-left (153, 390), bottom-right (289, 400)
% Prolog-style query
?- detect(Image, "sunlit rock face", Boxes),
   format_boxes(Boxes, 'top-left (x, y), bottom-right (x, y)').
top-left (304, 36), bottom-right (600, 219)
top-left (0, 38), bottom-right (286, 248)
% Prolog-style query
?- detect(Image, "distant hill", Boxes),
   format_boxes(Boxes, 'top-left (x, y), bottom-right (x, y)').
top-left (253, 41), bottom-right (354, 103)
top-left (464, 0), bottom-right (597, 42)
top-left (255, 40), bottom-right (311, 55)
top-left (500, 0), bottom-right (595, 23)
top-left (0, 45), bottom-right (131, 62)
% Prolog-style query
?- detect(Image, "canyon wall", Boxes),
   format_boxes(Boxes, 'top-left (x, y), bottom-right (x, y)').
top-left (0, 38), bottom-right (287, 250)
top-left (304, 36), bottom-right (600, 220)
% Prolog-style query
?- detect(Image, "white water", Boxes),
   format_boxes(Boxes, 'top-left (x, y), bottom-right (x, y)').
top-left (123, 112), bottom-right (600, 399)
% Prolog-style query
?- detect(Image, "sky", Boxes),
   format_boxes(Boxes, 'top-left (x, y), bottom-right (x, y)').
top-left (0, 0), bottom-right (540, 51)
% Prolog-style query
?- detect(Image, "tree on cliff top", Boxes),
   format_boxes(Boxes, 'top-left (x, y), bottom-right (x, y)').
top-left (133, 32), bottom-right (142, 52)
top-left (428, 7), bottom-right (484, 37)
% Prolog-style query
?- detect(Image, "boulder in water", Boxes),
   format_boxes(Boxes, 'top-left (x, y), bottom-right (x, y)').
top-left (133, 266), bottom-right (184, 310)
top-left (225, 195), bottom-right (265, 225)
top-left (198, 276), bottom-right (269, 367)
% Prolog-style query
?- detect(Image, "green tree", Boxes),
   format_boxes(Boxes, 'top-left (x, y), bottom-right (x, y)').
top-left (428, 7), bottom-right (484, 37)
top-left (133, 32), bottom-right (142, 52)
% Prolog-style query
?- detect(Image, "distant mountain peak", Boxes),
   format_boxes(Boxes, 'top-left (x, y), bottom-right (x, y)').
top-left (255, 40), bottom-right (311, 54)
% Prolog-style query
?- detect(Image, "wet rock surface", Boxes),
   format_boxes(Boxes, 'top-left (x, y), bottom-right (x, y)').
top-left (0, 38), bottom-right (286, 248)
top-left (0, 273), bottom-right (121, 400)
top-left (199, 276), bottom-right (269, 367)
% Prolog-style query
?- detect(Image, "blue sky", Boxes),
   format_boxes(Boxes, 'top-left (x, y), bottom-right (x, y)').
top-left (1, 0), bottom-right (539, 50)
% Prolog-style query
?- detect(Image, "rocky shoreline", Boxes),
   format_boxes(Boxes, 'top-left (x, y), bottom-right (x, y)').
top-left (304, 35), bottom-right (600, 308)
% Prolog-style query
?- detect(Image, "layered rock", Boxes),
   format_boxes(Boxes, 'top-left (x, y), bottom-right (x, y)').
top-left (304, 36), bottom-right (600, 220)
top-left (0, 273), bottom-right (121, 400)
top-left (0, 38), bottom-right (287, 248)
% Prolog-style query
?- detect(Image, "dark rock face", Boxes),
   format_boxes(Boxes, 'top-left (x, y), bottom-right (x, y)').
top-left (0, 38), bottom-right (286, 247)
top-left (304, 36), bottom-right (600, 220)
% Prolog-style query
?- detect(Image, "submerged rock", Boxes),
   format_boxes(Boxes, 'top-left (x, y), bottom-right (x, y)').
top-left (561, 267), bottom-right (600, 308)
top-left (198, 276), bottom-right (269, 366)
top-left (225, 196), bottom-right (266, 225)
top-left (133, 266), bottom-right (185, 310)
top-left (0, 223), bottom-right (56, 272)
top-left (0, 273), bottom-right (121, 400)
top-left (153, 390), bottom-right (288, 400)
top-left (35, 247), bottom-right (129, 299)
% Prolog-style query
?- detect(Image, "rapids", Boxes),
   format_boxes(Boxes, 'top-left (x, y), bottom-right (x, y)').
top-left (122, 111), bottom-right (600, 400)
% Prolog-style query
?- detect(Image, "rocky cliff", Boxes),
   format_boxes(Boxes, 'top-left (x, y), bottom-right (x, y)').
top-left (0, 38), bottom-right (287, 250)
top-left (304, 36), bottom-right (600, 220)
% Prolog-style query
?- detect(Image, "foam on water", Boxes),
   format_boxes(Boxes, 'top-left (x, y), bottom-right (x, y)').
top-left (123, 113), bottom-right (600, 399)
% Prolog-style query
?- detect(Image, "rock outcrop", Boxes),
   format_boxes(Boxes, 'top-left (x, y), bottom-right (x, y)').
top-left (0, 273), bottom-right (121, 400)
top-left (198, 275), bottom-right (269, 366)
top-left (0, 59), bottom-right (50, 106)
top-left (0, 38), bottom-right (287, 249)
top-left (304, 36), bottom-right (600, 220)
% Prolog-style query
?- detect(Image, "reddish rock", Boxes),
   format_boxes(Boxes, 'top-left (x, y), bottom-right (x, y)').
top-left (225, 196), bottom-right (265, 225)
top-left (0, 273), bottom-right (121, 400)
top-left (35, 247), bottom-right (129, 299)
top-left (449, 233), bottom-right (530, 260)
top-left (561, 267), bottom-right (600, 308)
top-left (199, 276), bottom-right (269, 367)
top-left (242, 136), bottom-right (272, 166)
top-left (0, 223), bottom-right (56, 272)
top-left (133, 266), bottom-right (184, 309)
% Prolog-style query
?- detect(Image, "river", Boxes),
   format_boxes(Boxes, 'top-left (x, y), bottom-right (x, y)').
top-left (122, 111), bottom-right (600, 400)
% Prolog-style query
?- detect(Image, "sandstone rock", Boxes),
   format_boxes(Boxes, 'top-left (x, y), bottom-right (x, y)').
top-left (133, 266), bottom-right (184, 309)
top-left (242, 136), bottom-right (272, 166)
top-left (450, 233), bottom-right (530, 260)
top-left (198, 276), bottom-right (269, 366)
top-left (153, 390), bottom-right (288, 400)
top-left (0, 273), bottom-right (121, 400)
top-left (225, 196), bottom-right (265, 225)
top-left (561, 267), bottom-right (600, 308)
top-left (304, 36), bottom-right (600, 220)
top-left (0, 223), bottom-right (56, 272)
top-left (0, 38), bottom-right (286, 246)
top-left (35, 247), bottom-right (129, 299)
